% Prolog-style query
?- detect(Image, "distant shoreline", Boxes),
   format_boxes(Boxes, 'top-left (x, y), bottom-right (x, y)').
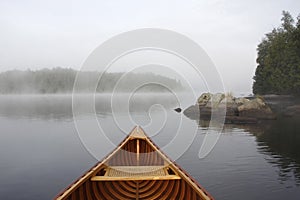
top-left (0, 91), bottom-right (187, 95)
top-left (0, 67), bottom-right (184, 94)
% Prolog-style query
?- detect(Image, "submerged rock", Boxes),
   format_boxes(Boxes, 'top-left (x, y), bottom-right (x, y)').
top-left (183, 105), bottom-right (199, 120)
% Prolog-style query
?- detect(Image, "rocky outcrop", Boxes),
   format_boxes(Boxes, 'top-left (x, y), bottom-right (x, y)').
top-left (197, 93), bottom-right (225, 108)
top-left (237, 97), bottom-right (276, 119)
top-left (184, 93), bottom-right (276, 124)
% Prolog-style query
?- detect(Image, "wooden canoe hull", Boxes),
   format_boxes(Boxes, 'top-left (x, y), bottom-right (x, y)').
top-left (55, 126), bottom-right (214, 200)
top-left (63, 179), bottom-right (207, 200)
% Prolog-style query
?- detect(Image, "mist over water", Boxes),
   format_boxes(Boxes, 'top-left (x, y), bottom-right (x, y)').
top-left (0, 94), bottom-right (300, 200)
top-left (0, 93), bottom-right (182, 119)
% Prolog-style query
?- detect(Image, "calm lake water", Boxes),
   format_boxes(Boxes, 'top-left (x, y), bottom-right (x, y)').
top-left (0, 94), bottom-right (299, 200)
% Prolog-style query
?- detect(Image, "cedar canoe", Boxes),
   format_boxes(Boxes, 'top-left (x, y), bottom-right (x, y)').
top-left (55, 126), bottom-right (214, 200)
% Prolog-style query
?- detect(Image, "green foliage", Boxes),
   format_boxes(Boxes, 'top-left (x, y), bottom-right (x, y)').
top-left (0, 67), bottom-right (184, 94)
top-left (253, 11), bottom-right (300, 95)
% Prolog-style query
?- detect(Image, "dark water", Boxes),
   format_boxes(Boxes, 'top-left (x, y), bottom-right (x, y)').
top-left (0, 94), bottom-right (299, 200)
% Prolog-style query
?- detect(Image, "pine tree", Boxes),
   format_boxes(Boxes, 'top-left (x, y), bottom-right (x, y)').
top-left (253, 11), bottom-right (300, 95)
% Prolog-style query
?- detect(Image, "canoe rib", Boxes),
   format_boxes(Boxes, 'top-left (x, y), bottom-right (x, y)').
top-left (55, 126), bottom-right (214, 200)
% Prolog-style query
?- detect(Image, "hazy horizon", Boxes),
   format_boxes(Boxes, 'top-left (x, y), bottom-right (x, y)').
top-left (1, 0), bottom-right (299, 95)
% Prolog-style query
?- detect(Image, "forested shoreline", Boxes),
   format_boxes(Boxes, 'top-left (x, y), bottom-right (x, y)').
top-left (253, 11), bottom-right (300, 96)
top-left (0, 68), bottom-right (183, 94)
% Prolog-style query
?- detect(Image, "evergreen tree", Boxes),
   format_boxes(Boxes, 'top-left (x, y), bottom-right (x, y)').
top-left (0, 68), bottom-right (184, 94)
top-left (253, 11), bottom-right (300, 95)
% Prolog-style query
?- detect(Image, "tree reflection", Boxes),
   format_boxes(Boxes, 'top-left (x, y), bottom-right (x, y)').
top-left (254, 116), bottom-right (300, 185)
top-left (195, 116), bottom-right (300, 185)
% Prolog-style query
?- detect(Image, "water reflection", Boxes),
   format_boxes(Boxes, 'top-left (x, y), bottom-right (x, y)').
top-left (0, 93), bottom-right (179, 120)
top-left (0, 95), bottom-right (73, 120)
top-left (195, 116), bottom-right (300, 185)
top-left (1, 94), bottom-right (300, 199)
top-left (4, 94), bottom-right (297, 184)
top-left (0, 93), bottom-right (188, 200)
top-left (254, 116), bottom-right (300, 185)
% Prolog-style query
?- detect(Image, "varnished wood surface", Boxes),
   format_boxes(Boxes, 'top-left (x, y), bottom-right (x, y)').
top-left (55, 126), bottom-right (214, 200)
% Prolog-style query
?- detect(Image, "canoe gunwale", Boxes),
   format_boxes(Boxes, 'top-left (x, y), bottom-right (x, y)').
top-left (54, 126), bottom-right (214, 200)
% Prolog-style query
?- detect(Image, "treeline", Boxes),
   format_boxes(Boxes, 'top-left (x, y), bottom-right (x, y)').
top-left (253, 11), bottom-right (300, 95)
top-left (0, 68), bottom-right (184, 94)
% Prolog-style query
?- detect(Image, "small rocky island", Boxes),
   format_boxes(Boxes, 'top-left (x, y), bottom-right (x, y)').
top-left (184, 93), bottom-right (276, 124)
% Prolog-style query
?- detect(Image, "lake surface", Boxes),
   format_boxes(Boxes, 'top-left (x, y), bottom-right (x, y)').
top-left (0, 94), bottom-right (300, 200)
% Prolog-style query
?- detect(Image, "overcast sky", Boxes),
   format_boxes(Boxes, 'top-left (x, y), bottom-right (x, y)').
top-left (0, 0), bottom-right (299, 94)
